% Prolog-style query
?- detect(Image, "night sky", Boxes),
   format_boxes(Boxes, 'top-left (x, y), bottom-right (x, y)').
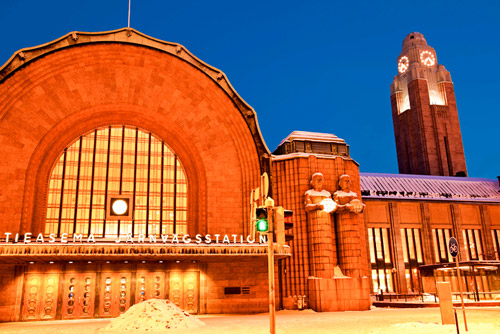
top-left (0, 1), bottom-right (498, 178)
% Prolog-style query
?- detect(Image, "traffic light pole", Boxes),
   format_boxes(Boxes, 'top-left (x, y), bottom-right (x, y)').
top-left (267, 208), bottom-right (276, 334)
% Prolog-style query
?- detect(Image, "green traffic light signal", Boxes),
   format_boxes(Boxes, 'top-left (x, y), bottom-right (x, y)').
top-left (255, 207), bottom-right (269, 232)
top-left (256, 218), bottom-right (268, 232)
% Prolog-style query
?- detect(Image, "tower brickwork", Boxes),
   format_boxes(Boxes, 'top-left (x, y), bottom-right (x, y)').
top-left (391, 32), bottom-right (467, 176)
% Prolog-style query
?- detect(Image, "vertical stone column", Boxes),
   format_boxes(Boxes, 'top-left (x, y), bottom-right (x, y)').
top-left (420, 203), bottom-right (435, 265)
top-left (335, 213), bottom-right (370, 279)
top-left (389, 203), bottom-right (407, 293)
top-left (307, 209), bottom-right (335, 278)
top-left (479, 205), bottom-right (495, 260)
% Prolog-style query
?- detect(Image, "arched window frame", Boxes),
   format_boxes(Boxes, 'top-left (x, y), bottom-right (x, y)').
top-left (44, 125), bottom-right (188, 238)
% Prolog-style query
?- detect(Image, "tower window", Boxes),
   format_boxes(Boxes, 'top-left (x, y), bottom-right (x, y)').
top-left (44, 125), bottom-right (188, 238)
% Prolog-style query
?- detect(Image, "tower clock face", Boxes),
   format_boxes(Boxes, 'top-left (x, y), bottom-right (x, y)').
top-left (420, 51), bottom-right (435, 66)
top-left (398, 56), bottom-right (409, 73)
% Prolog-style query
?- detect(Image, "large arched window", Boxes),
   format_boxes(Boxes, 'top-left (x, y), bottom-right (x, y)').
top-left (44, 126), bottom-right (187, 238)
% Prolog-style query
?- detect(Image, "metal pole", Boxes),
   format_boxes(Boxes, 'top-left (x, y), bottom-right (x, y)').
top-left (128, 0), bottom-right (131, 28)
top-left (455, 257), bottom-right (468, 331)
top-left (267, 207), bottom-right (276, 334)
top-left (454, 308), bottom-right (460, 334)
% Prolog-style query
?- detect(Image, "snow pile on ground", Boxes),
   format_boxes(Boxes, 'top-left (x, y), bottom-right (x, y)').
top-left (102, 299), bottom-right (204, 332)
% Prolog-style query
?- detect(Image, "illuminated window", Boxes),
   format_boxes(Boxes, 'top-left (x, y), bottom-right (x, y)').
top-left (368, 228), bottom-right (394, 293)
top-left (401, 228), bottom-right (423, 293)
top-left (45, 126), bottom-right (188, 238)
top-left (493, 230), bottom-right (500, 260)
top-left (462, 229), bottom-right (484, 261)
top-left (432, 228), bottom-right (453, 263)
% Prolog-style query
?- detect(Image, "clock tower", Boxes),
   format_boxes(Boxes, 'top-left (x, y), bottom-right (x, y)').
top-left (391, 32), bottom-right (467, 176)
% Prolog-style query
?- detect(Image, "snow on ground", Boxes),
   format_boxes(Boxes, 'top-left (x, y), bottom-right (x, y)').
top-left (0, 307), bottom-right (498, 334)
top-left (102, 299), bottom-right (204, 332)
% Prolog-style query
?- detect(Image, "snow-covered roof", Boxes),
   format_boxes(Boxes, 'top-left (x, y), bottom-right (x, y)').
top-left (277, 131), bottom-right (346, 147)
top-left (360, 173), bottom-right (500, 202)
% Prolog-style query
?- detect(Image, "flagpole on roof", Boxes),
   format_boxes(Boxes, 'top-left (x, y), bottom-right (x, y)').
top-left (128, 0), bottom-right (131, 28)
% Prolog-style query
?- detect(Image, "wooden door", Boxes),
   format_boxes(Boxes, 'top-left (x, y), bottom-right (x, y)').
top-left (21, 274), bottom-right (59, 321)
top-left (135, 271), bottom-right (166, 303)
top-left (99, 272), bottom-right (131, 317)
top-left (61, 273), bottom-right (96, 319)
top-left (168, 271), bottom-right (199, 314)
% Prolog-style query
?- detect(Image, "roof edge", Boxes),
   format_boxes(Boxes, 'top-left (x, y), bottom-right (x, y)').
top-left (0, 27), bottom-right (271, 160)
top-left (360, 172), bottom-right (498, 183)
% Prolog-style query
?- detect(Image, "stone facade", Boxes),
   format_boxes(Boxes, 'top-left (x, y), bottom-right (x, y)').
top-left (0, 29), bottom-right (498, 322)
top-left (391, 32), bottom-right (467, 176)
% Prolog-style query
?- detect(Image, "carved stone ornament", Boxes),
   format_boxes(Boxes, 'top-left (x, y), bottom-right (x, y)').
top-left (304, 172), bottom-right (337, 214)
top-left (333, 174), bottom-right (365, 214)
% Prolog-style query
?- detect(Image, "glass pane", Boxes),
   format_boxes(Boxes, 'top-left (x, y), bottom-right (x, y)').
top-left (382, 229), bottom-right (391, 264)
top-left (475, 230), bottom-right (483, 261)
top-left (368, 229), bottom-right (376, 264)
top-left (414, 229), bottom-right (423, 263)
top-left (493, 230), bottom-right (500, 260)
top-left (439, 230), bottom-right (447, 261)
top-left (375, 229), bottom-right (383, 260)
top-left (463, 230), bottom-right (470, 261)
top-left (401, 229), bottom-right (408, 263)
top-left (432, 229), bottom-right (440, 262)
top-left (407, 229), bottom-right (415, 260)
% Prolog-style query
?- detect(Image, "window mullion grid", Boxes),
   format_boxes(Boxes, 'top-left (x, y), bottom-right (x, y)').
top-left (72, 137), bottom-right (83, 235)
top-left (146, 133), bottom-right (151, 237)
top-left (57, 149), bottom-right (68, 238)
top-left (132, 128), bottom-right (138, 237)
top-left (117, 126), bottom-right (125, 237)
top-left (87, 130), bottom-right (97, 236)
top-left (103, 126), bottom-right (112, 237)
top-left (159, 143), bottom-right (164, 235)
top-left (173, 155), bottom-right (178, 234)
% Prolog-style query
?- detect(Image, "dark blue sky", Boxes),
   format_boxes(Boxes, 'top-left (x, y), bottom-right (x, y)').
top-left (1, 1), bottom-right (498, 178)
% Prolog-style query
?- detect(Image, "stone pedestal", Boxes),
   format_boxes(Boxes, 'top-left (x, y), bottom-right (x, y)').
top-left (307, 210), bottom-right (336, 278)
top-left (308, 276), bottom-right (370, 312)
top-left (336, 212), bottom-right (369, 278)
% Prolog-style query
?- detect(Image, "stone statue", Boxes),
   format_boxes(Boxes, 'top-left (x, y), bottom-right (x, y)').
top-left (333, 174), bottom-right (365, 214)
top-left (304, 172), bottom-right (336, 278)
top-left (304, 172), bottom-right (336, 213)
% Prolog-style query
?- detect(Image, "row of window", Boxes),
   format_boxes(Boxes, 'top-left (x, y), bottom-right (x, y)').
top-left (368, 227), bottom-right (500, 293)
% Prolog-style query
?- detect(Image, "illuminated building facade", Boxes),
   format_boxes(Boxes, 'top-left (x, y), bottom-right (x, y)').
top-left (0, 28), bottom-right (284, 321)
top-left (0, 29), bottom-right (498, 322)
top-left (391, 32), bottom-right (467, 176)
top-left (361, 173), bottom-right (500, 296)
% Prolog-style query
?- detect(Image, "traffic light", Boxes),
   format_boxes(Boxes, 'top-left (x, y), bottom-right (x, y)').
top-left (274, 207), bottom-right (293, 246)
top-left (255, 207), bottom-right (269, 232)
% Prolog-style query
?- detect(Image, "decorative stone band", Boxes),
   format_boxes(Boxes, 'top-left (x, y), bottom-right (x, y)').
top-left (0, 243), bottom-right (291, 263)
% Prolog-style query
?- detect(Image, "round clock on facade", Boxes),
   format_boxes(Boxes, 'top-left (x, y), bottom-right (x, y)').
top-left (420, 50), bottom-right (435, 66)
top-left (398, 56), bottom-right (409, 73)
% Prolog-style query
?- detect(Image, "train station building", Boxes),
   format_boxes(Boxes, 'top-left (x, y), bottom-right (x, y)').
top-left (0, 29), bottom-right (498, 322)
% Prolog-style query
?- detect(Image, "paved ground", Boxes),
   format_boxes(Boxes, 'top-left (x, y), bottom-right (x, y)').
top-left (0, 307), bottom-right (499, 334)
